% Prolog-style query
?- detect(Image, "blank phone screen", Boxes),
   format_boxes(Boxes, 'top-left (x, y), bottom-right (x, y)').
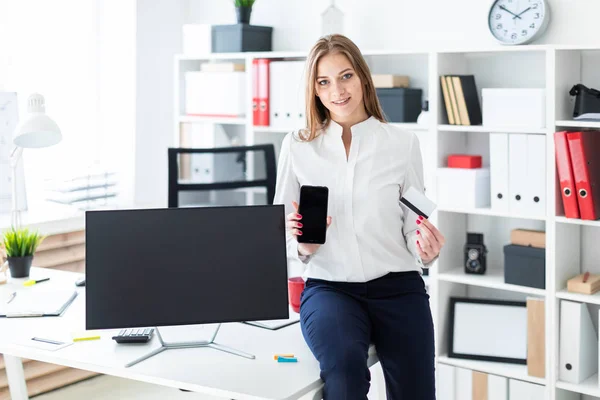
top-left (298, 186), bottom-right (328, 244)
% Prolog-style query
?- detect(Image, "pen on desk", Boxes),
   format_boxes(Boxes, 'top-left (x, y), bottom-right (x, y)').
top-left (23, 278), bottom-right (50, 287)
top-left (6, 292), bottom-right (16, 304)
top-left (31, 337), bottom-right (65, 345)
top-left (273, 354), bottom-right (295, 360)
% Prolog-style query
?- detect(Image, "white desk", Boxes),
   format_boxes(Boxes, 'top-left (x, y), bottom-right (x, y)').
top-left (0, 268), bottom-right (380, 400)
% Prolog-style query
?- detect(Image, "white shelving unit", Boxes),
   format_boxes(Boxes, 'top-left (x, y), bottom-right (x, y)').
top-left (174, 44), bottom-right (600, 400)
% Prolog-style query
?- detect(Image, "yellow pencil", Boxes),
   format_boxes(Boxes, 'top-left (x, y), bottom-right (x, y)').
top-left (73, 335), bottom-right (101, 342)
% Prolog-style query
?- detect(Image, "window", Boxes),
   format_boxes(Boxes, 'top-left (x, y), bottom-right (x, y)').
top-left (0, 0), bottom-right (135, 209)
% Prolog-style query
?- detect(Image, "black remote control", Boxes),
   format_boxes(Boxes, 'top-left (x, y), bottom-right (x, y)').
top-left (112, 328), bottom-right (154, 344)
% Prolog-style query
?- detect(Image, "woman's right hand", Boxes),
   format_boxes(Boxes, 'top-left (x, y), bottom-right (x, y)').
top-left (287, 201), bottom-right (332, 257)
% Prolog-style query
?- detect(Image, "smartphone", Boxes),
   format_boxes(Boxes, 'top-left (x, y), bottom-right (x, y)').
top-left (297, 185), bottom-right (329, 244)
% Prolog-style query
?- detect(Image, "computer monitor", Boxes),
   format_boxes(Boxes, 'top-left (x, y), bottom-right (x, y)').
top-left (85, 205), bottom-right (289, 331)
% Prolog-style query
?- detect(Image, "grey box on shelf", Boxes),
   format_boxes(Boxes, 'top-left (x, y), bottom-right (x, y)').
top-left (376, 88), bottom-right (422, 123)
top-left (503, 244), bottom-right (545, 289)
top-left (211, 24), bottom-right (272, 53)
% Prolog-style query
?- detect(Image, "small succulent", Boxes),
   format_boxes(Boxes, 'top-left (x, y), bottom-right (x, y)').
top-left (234, 0), bottom-right (256, 7)
top-left (1, 227), bottom-right (45, 258)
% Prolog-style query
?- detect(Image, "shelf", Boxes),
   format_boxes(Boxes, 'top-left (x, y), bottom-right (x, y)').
top-left (177, 181), bottom-right (267, 195)
top-left (178, 116), bottom-right (247, 125)
top-left (176, 51), bottom-right (308, 61)
top-left (437, 206), bottom-right (547, 221)
top-left (555, 216), bottom-right (600, 227)
top-left (438, 267), bottom-right (546, 296)
top-left (437, 355), bottom-right (546, 385)
top-left (253, 126), bottom-right (293, 133)
top-left (556, 289), bottom-right (600, 306)
top-left (556, 375), bottom-right (600, 397)
top-left (555, 120), bottom-right (600, 129)
top-left (438, 124), bottom-right (547, 134)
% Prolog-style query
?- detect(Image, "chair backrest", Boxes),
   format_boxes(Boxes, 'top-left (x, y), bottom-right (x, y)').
top-left (168, 144), bottom-right (277, 208)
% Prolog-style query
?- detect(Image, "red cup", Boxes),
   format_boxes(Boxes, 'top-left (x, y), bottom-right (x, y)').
top-left (288, 277), bottom-right (305, 313)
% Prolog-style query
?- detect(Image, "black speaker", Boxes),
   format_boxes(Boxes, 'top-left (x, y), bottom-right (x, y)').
top-left (464, 233), bottom-right (487, 274)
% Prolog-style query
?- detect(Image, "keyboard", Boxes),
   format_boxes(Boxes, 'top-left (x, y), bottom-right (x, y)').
top-left (112, 328), bottom-right (155, 344)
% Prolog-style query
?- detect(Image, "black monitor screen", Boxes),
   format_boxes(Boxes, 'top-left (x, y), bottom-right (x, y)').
top-left (85, 205), bottom-right (289, 330)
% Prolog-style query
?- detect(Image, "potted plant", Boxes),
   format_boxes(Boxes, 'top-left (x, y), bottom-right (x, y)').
top-left (234, 0), bottom-right (255, 24)
top-left (1, 227), bottom-right (45, 278)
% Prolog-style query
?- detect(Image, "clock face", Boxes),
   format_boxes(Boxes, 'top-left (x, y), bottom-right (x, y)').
top-left (488, 0), bottom-right (550, 45)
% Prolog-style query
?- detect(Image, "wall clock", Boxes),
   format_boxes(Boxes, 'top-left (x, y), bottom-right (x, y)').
top-left (488, 0), bottom-right (550, 45)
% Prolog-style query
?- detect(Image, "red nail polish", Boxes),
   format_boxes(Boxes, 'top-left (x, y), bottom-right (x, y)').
top-left (419, 215), bottom-right (424, 220)
top-left (298, 231), bottom-right (302, 235)
top-left (296, 214), bottom-right (302, 219)
top-left (416, 220), bottom-right (421, 225)
top-left (298, 223), bottom-right (303, 227)
top-left (417, 240), bottom-right (420, 245)
top-left (417, 230), bottom-right (420, 235)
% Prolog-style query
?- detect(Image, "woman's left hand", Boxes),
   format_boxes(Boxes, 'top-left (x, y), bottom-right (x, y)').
top-left (415, 216), bottom-right (445, 264)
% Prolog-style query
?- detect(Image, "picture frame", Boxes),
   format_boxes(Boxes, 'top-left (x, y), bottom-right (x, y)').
top-left (448, 297), bottom-right (528, 364)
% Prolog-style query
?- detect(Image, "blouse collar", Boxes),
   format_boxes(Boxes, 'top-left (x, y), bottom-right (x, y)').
top-left (326, 115), bottom-right (380, 137)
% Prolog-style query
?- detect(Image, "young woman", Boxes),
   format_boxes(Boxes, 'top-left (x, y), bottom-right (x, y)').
top-left (273, 34), bottom-right (445, 399)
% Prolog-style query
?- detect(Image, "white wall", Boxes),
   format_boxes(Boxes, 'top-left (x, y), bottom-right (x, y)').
top-left (186, 0), bottom-right (600, 50)
top-left (135, 0), bottom-right (186, 207)
top-left (134, 0), bottom-right (600, 206)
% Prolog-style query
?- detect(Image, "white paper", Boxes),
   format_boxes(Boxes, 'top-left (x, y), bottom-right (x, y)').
top-left (13, 336), bottom-right (73, 352)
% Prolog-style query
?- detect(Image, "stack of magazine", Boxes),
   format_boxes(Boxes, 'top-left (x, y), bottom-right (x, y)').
top-left (44, 164), bottom-right (118, 210)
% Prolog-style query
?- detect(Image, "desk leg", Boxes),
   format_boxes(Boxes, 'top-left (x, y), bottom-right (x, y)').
top-left (4, 355), bottom-right (29, 400)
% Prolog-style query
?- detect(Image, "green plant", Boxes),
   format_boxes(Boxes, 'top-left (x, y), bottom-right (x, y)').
top-left (234, 0), bottom-right (255, 7)
top-left (1, 227), bottom-right (45, 258)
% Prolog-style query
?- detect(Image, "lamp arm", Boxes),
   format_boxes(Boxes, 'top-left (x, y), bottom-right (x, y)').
top-left (9, 146), bottom-right (23, 166)
top-left (9, 146), bottom-right (24, 229)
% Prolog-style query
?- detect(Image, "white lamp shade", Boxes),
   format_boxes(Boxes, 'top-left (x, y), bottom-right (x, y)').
top-left (12, 93), bottom-right (62, 148)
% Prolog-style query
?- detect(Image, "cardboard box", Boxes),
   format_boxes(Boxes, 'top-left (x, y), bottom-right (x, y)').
top-left (510, 229), bottom-right (546, 249)
top-left (504, 244), bottom-right (545, 289)
top-left (567, 273), bottom-right (600, 295)
top-left (371, 74), bottom-right (410, 88)
top-left (448, 154), bottom-right (482, 169)
top-left (436, 168), bottom-right (490, 209)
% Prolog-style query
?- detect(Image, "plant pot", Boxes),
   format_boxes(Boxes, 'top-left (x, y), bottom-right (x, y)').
top-left (235, 6), bottom-right (252, 24)
top-left (8, 255), bottom-right (33, 278)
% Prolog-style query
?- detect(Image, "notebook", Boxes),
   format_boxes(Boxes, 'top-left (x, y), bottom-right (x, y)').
top-left (0, 289), bottom-right (78, 317)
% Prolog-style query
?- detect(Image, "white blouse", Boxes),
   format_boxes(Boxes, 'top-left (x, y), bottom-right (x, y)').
top-left (273, 116), bottom-right (433, 283)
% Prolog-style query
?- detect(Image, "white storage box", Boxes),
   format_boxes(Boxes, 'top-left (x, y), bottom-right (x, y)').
top-left (482, 88), bottom-right (545, 129)
top-left (182, 24), bottom-right (212, 55)
top-left (437, 168), bottom-right (491, 209)
top-left (185, 71), bottom-right (246, 117)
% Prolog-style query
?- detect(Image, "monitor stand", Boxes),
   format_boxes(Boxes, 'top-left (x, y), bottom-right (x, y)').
top-left (124, 324), bottom-right (255, 368)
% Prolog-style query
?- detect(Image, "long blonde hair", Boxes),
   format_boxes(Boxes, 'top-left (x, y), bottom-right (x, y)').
top-left (300, 34), bottom-right (386, 142)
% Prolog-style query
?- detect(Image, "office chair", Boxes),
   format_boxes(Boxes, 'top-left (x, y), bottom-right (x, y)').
top-left (168, 144), bottom-right (277, 208)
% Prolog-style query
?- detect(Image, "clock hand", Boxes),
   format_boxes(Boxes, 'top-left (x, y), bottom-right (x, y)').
top-left (499, 5), bottom-right (522, 19)
top-left (513, 6), bottom-right (532, 19)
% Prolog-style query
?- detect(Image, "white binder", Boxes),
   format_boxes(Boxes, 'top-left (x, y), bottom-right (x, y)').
top-left (508, 134), bottom-right (528, 215)
top-left (269, 61), bottom-right (306, 130)
top-left (508, 379), bottom-right (545, 399)
top-left (488, 374), bottom-right (508, 400)
top-left (489, 133), bottom-right (509, 213)
top-left (525, 134), bottom-right (546, 217)
top-left (455, 367), bottom-right (473, 400)
top-left (436, 364), bottom-right (455, 400)
top-left (559, 300), bottom-right (598, 384)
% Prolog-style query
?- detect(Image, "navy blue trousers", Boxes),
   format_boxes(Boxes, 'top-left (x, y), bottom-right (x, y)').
top-left (299, 271), bottom-right (436, 400)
